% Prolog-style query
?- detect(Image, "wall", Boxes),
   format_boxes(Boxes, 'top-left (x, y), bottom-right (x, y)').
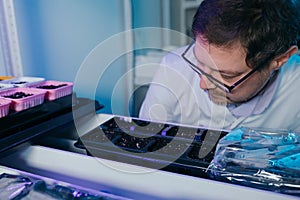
top-left (13, 0), bottom-right (130, 114)
top-left (132, 0), bottom-right (163, 49)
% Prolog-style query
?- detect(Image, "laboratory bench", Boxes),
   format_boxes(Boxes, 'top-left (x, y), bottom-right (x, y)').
top-left (0, 95), bottom-right (298, 200)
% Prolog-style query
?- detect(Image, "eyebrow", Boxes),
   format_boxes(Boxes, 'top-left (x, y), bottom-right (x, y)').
top-left (197, 59), bottom-right (245, 76)
top-left (218, 69), bottom-right (245, 76)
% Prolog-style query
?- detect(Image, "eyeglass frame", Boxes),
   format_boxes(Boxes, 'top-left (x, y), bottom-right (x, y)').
top-left (181, 42), bottom-right (267, 93)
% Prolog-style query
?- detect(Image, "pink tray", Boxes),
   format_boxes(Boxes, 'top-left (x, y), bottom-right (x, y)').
top-left (0, 88), bottom-right (46, 112)
top-left (0, 98), bottom-right (11, 118)
top-left (31, 80), bottom-right (73, 101)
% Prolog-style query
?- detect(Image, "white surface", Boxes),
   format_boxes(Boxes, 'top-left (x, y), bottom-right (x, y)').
top-left (0, 144), bottom-right (298, 200)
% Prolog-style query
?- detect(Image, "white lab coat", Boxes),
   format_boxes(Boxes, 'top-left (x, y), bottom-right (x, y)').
top-left (139, 46), bottom-right (300, 132)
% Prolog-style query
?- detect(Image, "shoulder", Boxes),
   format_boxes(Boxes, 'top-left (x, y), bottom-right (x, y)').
top-left (280, 54), bottom-right (300, 83)
top-left (281, 54), bottom-right (300, 73)
top-left (275, 54), bottom-right (300, 102)
top-left (158, 45), bottom-right (197, 78)
top-left (161, 46), bottom-right (188, 66)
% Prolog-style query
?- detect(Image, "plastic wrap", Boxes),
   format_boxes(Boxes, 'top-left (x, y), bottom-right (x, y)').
top-left (207, 127), bottom-right (300, 196)
top-left (0, 173), bottom-right (130, 200)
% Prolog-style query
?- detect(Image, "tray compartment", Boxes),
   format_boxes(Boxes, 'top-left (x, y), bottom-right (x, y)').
top-left (0, 88), bottom-right (46, 111)
top-left (0, 98), bottom-right (11, 118)
top-left (30, 80), bottom-right (73, 100)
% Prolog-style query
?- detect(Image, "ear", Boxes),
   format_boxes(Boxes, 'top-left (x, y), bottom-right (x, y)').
top-left (272, 45), bottom-right (298, 70)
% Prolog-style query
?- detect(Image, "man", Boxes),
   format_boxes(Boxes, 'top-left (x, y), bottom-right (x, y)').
top-left (139, 0), bottom-right (300, 131)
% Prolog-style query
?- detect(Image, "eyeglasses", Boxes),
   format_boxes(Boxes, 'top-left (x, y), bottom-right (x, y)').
top-left (181, 42), bottom-right (263, 93)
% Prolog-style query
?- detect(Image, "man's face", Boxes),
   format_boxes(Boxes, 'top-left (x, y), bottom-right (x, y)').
top-left (194, 36), bottom-right (274, 105)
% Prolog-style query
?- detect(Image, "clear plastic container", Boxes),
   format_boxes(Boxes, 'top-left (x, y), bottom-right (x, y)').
top-left (0, 98), bottom-right (11, 118)
top-left (30, 80), bottom-right (73, 101)
top-left (0, 88), bottom-right (46, 111)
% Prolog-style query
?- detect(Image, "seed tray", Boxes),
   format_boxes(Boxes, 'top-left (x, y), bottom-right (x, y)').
top-left (0, 94), bottom-right (104, 153)
top-left (0, 98), bottom-right (11, 118)
top-left (0, 83), bottom-right (14, 91)
top-left (1, 76), bottom-right (45, 87)
top-left (0, 88), bottom-right (46, 112)
top-left (30, 80), bottom-right (73, 101)
top-left (75, 116), bottom-right (228, 177)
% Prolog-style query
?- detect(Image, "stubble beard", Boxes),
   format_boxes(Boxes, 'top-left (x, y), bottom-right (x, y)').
top-left (206, 90), bottom-right (231, 105)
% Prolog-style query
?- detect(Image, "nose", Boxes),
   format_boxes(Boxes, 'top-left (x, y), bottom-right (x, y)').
top-left (199, 76), bottom-right (216, 90)
top-left (197, 63), bottom-right (217, 90)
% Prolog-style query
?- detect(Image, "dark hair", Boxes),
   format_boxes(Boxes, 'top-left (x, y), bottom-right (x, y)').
top-left (192, 0), bottom-right (300, 69)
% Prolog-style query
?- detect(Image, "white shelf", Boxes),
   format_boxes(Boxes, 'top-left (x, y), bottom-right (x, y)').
top-left (134, 51), bottom-right (165, 86)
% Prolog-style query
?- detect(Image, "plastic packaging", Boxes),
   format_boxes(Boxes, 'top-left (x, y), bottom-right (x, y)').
top-left (208, 127), bottom-right (300, 196)
top-left (30, 80), bottom-right (73, 100)
top-left (0, 88), bottom-right (46, 111)
top-left (0, 173), bottom-right (33, 199)
top-left (0, 173), bottom-right (129, 200)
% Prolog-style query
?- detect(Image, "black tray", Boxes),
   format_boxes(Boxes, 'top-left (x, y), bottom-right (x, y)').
top-left (0, 94), bottom-right (103, 153)
top-left (75, 116), bottom-right (228, 178)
